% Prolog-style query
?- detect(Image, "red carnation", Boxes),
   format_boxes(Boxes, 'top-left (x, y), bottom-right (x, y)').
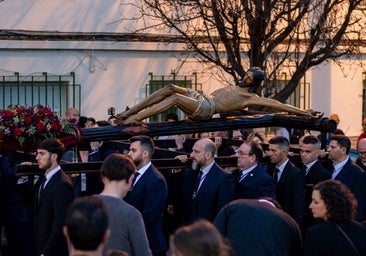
top-left (3, 110), bottom-right (14, 118)
top-left (24, 116), bottom-right (32, 125)
top-left (50, 122), bottom-right (59, 130)
top-left (13, 128), bottom-right (23, 137)
top-left (16, 108), bottom-right (25, 115)
top-left (36, 122), bottom-right (45, 131)
top-left (37, 108), bottom-right (46, 115)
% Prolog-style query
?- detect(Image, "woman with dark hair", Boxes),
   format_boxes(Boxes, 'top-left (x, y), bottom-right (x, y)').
top-left (304, 179), bottom-right (366, 256)
top-left (170, 220), bottom-right (229, 256)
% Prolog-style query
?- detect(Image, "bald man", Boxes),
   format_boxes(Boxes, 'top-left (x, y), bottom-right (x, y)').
top-left (179, 138), bottom-right (236, 225)
top-left (355, 138), bottom-right (366, 171)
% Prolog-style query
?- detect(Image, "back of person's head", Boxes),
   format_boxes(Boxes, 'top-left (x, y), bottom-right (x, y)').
top-left (269, 136), bottom-right (290, 152)
top-left (330, 134), bottom-right (351, 154)
top-left (129, 135), bottom-right (155, 157)
top-left (107, 250), bottom-right (129, 256)
top-left (101, 153), bottom-right (136, 181)
top-left (64, 196), bottom-right (109, 251)
top-left (258, 197), bottom-right (282, 210)
top-left (202, 138), bottom-right (216, 157)
top-left (329, 113), bottom-right (340, 125)
top-left (38, 138), bottom-right (65, 163)
top-left (314, 179), bottom-right (357, 222)
top-left (78, 116), bottom-right (88, 128)
top-left (170, 220), bottom-right (229, 256)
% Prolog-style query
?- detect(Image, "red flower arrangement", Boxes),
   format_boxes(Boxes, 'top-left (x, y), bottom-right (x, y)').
top-left (0, 105), bottom-right (77, 146)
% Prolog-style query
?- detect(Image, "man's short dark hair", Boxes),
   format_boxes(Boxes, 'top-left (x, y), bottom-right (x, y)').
top-left (38, 138), bottom-right (65, 163)
top-left (330, 135), bottom-right (351, 154)
top-left (101, 153), bottom-right (136, 181)
top-left (244, 140), bottom-right (264, 162)
top-left (301, 135), bottom-right (321, 150)
top-left (269, 136), bottom-right (290, 152)
top-left (129, 135), bottom-right (155, 157)
top-left (65, 196), bottom-right (108, 251)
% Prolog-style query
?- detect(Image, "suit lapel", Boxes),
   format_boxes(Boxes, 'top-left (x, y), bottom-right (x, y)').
top-left (335, 158), bottom-right (352, 180)
top-left (192, 164), bottom-right (217, 203)
top-left (240, 166), bottom-right (259, 183)
top-left (278, 162), bottom-right (291, 185)
top-left (133, 166), bottom-right (152, 190)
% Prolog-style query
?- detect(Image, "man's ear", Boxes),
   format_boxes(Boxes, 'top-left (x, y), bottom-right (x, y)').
top-left (51, 153), bottom-right (58, 161)
top-left (63, 226), bottom-right (70, 242)
top-left (102, 229), bottom-right (111, 245)
top-left (128, 175), bottom-right (134, 185)
top-left (341, 147), bottom-right (348, 154)
top-left (142, 150), bottom-right (149, 159)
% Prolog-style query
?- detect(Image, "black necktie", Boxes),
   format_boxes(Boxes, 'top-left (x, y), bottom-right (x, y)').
top-left (273, 168), bottom-right (280, 184)
top-left (132, 172), bottom-right (140, 185)
top-left (192, 171), bottom-right (203, 199)
top-left (38, 176), bottom-right (47, 200)
top-left (302, 165), bottom-right (308, 175)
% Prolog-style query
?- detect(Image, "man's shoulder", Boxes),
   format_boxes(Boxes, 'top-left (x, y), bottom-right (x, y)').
top-left (210, 162), bottom-right (229, 176)
top-left (149, 164), bottom-right (167, 179)
top-left (344, 159), bottom-right (365, 173)
top-left (58, 169), bottom-right (73, 185)
top-left (285, 160), bottom-right (301, 172)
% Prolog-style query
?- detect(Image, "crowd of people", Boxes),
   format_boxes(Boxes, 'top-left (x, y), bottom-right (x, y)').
top-left (2, 108), bottom-right (366, 256)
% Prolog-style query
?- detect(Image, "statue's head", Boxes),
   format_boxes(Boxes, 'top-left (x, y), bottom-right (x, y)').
top-left (238, 67), bottom-right (265, 94)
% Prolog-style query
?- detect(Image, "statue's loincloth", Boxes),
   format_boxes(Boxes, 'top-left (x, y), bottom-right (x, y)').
top-left (186, 91), bottom-right (215, 121)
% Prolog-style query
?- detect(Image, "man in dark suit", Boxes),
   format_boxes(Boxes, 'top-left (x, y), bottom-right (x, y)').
top-left (328, 134), bottom-right (366, 221)
top-left (235, 140), bottom-right (276, 200)
top-left (179, 138), bottom-right (235, 225)
top-left (124, 135), bottom-right (168, 256)
top-left (267, 136), bottom-right (305, 226)
top-left (355, 138), bottom-right (366, 171)
top-left (33, 138), bottom-right (75, 256)
top-left (299, 135), bottom-right (331, 231)
top-left (214, 199), bottom-right (302, 256)
top-left (0, 153), bottom-right (33, 256)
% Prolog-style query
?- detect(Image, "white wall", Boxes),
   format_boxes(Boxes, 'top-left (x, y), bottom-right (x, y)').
top-left (312, 61), bottom-right (364, 136)
top-left (0, 42), bottom-right (224, 120)
top-left (1, 0), bottom-right (366, 135)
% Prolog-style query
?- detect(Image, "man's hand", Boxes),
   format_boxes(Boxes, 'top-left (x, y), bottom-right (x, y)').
top-left (175, 155), bottom-right (188, 163)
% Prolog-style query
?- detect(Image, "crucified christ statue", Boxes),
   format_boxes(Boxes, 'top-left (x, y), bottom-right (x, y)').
top-left (116, 67), bottom-right (318, 125)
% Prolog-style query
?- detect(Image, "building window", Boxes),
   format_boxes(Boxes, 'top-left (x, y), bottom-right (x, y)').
top-left (0, 72), bottom-right (80, 117)
top-left (147, 72), bottom-right (201, 122)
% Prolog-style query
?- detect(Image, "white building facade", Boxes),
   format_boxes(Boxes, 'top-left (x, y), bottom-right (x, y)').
top-left (0, 0), bottom-right (365, 136)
